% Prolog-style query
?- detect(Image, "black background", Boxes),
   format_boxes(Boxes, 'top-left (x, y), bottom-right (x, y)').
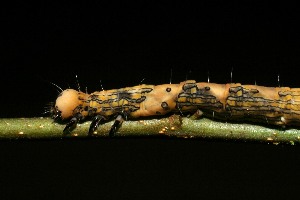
top-left (1, 1), bottom-right (300, 199)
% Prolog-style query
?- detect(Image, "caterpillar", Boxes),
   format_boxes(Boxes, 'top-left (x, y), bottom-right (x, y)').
top-left (50, 80), bottom-right (300, 136)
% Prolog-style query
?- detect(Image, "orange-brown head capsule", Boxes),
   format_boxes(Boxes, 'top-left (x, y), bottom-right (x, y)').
top-left (55, 89), bottom-right (84, 119)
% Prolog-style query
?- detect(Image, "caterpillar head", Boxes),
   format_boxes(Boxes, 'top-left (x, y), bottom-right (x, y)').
top-left (51, 89), bottom-right (88, 120)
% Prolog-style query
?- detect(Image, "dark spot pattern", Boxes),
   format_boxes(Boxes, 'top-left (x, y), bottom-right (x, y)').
top-left (161, 102), bottom-right (169, 110)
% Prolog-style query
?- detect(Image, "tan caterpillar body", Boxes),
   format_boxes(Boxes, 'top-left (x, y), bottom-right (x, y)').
top-left (52, 80), bottom-right (300, 134)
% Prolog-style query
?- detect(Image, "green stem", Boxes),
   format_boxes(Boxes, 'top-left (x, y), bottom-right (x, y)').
top-left (0, 116), bottom-right (299, 144)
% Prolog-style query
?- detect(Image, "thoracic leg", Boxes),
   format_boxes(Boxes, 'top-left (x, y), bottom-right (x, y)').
top-left (109, 113), bottom-right (125, 137)
top-left (88, 115), bottom-right (105, 136)
top-left (63, 113), bottom-right (83, 134)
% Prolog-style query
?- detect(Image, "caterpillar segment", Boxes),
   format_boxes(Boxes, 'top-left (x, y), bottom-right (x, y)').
top-left (51, 80), bottom-right (300, 136)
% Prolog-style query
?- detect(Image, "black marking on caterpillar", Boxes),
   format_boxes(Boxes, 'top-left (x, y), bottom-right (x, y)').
top-left (49, 80), bottom-right (300, 136)
top-left (161, 102), bottom-right (170, 110)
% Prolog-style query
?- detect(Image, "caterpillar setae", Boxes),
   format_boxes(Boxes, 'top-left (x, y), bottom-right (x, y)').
top-left (50, 80), bottom-right (300, 136)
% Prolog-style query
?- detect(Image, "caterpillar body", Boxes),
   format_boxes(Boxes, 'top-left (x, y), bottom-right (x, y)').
top-left (51, 80), bottom-right (300, 136)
